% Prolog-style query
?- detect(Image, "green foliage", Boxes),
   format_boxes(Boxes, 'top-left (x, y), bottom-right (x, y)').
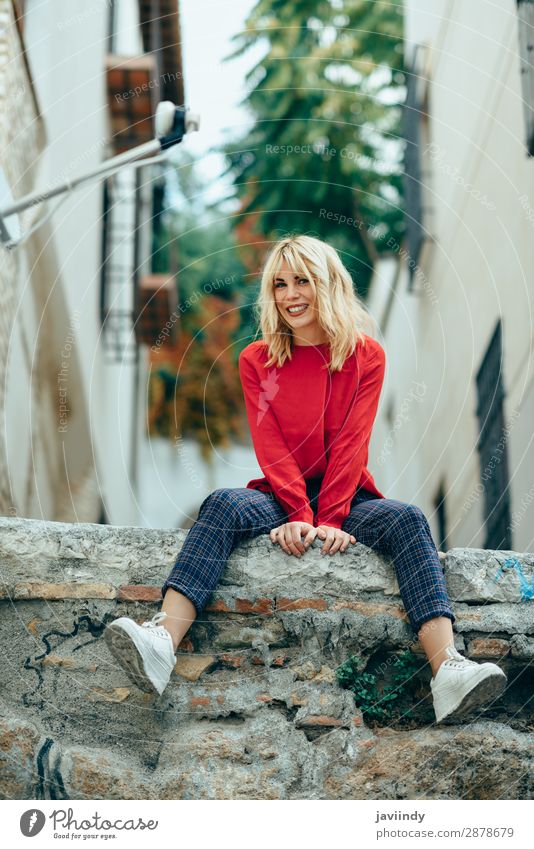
top-left (147, 153), bottom-right (253, 448)
top-left (152, 152), bottom-right (253, 349)
top-left (336, 649), bottom-right (421, 722)
top-left (222, 0), bottom-right (406, 298)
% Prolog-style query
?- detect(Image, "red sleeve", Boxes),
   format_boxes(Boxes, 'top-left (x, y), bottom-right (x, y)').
top-left (239, 348), bottom-right (314, 524)
top-left (315, 340), bottom-right (386, 529)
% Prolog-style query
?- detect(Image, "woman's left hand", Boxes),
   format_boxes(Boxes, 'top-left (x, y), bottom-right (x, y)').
top-left (269, 521), bottom-right (317, 557)
top-left (315, 525), bottom-right (356, 555)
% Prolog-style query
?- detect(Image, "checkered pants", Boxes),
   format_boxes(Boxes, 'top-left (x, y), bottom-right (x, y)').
top-left (161, 480), bottom-right (456, 635)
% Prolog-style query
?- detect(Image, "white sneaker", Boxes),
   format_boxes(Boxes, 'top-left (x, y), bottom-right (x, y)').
top-left (430, 644), bottom-right (507, 723)
top-left (104, 611), bottom-right (176, 695)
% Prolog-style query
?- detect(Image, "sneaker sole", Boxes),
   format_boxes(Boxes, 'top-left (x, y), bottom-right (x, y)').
top-left (436, 670), bottom-right (507, 724)
top-left (104, 623), bottom-right (159, 694)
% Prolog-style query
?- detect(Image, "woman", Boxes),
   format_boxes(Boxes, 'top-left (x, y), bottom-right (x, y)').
top-left (105, 235), bottom-right (507, 724)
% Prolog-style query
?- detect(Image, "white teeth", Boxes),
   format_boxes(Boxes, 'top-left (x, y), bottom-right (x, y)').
top-left (288, 305), bottom-right (307, 314)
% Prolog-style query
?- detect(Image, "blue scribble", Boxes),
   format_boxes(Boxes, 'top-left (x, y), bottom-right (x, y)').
top-left (493, 557), bottom-right (534, 601)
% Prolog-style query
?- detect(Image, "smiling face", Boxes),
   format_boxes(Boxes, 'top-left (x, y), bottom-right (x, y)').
top-left (273, 260), bottom-right (324, 343)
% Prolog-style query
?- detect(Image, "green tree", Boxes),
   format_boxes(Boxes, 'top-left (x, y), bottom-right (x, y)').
top-left (152, 151), bottom-right (257, 352)
top-left (222, 0), bottom-right (405, 297)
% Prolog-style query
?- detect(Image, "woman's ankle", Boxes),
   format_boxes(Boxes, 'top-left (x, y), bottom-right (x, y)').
top-left (431, 644), bottom-right (456, 678)
top-left (160, 589), bottom-right (197, 652)
top-left (160, 621), bottom-right (180, 652)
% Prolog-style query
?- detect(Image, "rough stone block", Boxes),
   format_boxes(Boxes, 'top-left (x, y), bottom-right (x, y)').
top-left (14, 582), bottom-right (116, 600)
top-left (467, 638), bottom-right (510, 658)
top-left (173, 655), bottom-right (216, 681)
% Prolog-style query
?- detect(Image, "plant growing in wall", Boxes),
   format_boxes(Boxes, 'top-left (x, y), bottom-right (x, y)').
top-left (336, 649), bottom-right (425, 724)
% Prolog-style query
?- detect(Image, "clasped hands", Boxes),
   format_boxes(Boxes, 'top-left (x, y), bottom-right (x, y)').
top-left (269, 520), bottom-right (356, 557)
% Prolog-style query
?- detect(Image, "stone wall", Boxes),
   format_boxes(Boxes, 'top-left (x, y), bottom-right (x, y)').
top-left (0, 517), bottom-right (533, 800)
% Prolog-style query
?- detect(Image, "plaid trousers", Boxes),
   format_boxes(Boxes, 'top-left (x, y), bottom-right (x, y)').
top-left (161, 479), bottom-right (455, 636)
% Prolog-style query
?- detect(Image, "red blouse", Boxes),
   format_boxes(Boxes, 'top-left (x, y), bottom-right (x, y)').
top-left (238, 333), bottom-right (386, 529)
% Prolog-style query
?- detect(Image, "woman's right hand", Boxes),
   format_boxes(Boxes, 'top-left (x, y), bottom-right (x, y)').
top-left (269, 521), bottom-right (318, 557)
top-left (315, 524), bottom-right (357, 554)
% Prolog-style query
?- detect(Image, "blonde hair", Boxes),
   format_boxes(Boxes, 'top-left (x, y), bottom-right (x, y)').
top-left (254, 234), bottom-right (377, 372)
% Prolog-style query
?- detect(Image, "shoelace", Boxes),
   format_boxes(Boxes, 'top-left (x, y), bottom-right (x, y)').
top-left (442, 658), bottom-right (479, 669)
top-left (442, 647), bottom-right (479, 669)
top-left (141, 611), bottom-right (169, 637)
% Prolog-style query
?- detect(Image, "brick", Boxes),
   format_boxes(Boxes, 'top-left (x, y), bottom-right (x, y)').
top-left (117, 585), bottom-right (161, 602)
top-left (256, 693), bottom-right (273, 702)
top-left (276, 597), bottom-right (328, 611)
top-left (190, 696), bottom-right (211, 708)
top-left (177, 637), bottom-right (194, 653)
top-left (235, 597), bottom-right (274, 615)
top-left (352, 715), bottom-right (363, 726)
top-left (297, 715), bottom-right (345, 727)
top-left (204, 598), bottom-right (231, 613)
top-left (467, 638), bottom-right (510, 658)
top-left (220, 654), bottom-right (243, 669)
top-left (251, 656), bottom-right (265, 666)
top-left (14, 582), bottom-right (116, 600)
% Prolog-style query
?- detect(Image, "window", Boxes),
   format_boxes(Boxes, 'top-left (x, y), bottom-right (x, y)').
top-left (475, 320), bottom-right (512, 550)
top-left (99, 174), bottom-right (139, 364)
top-left (517, 0), bottom-right (534, 156)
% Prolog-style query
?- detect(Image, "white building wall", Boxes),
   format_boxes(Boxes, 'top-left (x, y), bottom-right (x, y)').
top-left (22, 0), bottom-right (128, 522)
top-left (1, 0), bottom-right (160, 525)
top-left (368, 0), bottom-right (534, 553)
